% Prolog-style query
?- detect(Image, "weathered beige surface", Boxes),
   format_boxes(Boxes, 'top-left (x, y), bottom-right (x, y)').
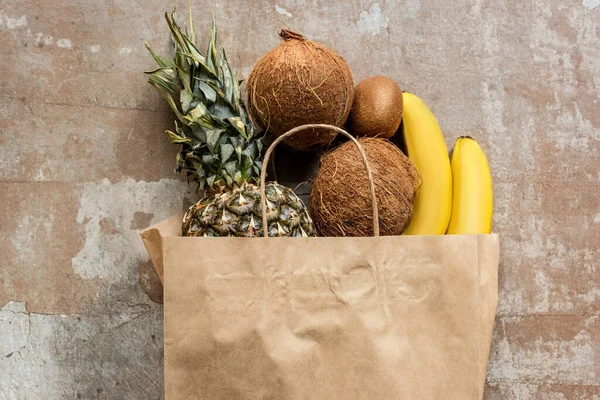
top-left (0, 0), bottom-right (598, 398)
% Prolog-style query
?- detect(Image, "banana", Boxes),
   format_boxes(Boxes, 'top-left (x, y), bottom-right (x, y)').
top-left (446, 137), bottom-right (493, 234)
top-left (401, 92), bottom-right (452, 235)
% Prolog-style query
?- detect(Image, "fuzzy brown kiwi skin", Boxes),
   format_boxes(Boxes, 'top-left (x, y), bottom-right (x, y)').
top-left (347, 76), bottom-right (403, 139)
top-left (246, 30), bottom-right (354, 151)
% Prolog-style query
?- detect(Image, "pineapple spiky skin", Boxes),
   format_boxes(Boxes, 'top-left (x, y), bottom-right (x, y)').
top-left (146, 10), bottom-right (316, 238)
top-left (182, 182), bottom-right (314, 237)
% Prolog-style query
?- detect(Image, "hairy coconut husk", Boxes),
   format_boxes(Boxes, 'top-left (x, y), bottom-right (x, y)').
top-left (247, 29), bottom-right (354, 151)
top-left (310, 138), bottom-right (421, 236)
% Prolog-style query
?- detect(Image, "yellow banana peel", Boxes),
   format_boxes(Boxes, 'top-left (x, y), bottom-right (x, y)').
top-left (401, 92), bottom-right (452, 235)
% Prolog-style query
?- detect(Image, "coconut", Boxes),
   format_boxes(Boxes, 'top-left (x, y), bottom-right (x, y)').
top-left (247, 29), bottom-right (354, 151)
top-left (310, 138), bottom-right (421, 236)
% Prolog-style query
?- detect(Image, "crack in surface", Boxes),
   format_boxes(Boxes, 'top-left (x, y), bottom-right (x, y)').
top-left (2, 305), bottom-right (31, 359)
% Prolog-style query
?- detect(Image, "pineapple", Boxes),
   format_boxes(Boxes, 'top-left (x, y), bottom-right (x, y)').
top-left (145, 11), bottom-right (314, 237)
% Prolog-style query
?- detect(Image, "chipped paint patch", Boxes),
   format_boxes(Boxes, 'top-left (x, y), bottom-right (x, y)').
top-left (0, 300), bottom-right (163, 398)
top-left (71, 178), bottom-right (190, 283)
top-left (119, 47), bottom-right (133, 55)
top-left (10, 214), bottom-right (54, 265)
top-left (89, 44), bottom-right (101, 53)
top-left (0, 302), bottom-right (29, 359)
top-left (402, 0), bottom-right (421, 19)
top-left (577, 287), bottom-right (600, 304)
top-left (489, 317), bottom-right (599, 385)
top-left (275, 5), bottom-right (292, 17)
top-left (0, 13), bottom-right (28, 29)
top-left (130, 211), bottom-right (154, 230)
top-left (357, 3), bottom-right (388, 36)
top-left (533, 270), bottom-right (551, 313)
top-left (583, 0), bottom-right (600, 9)
top-left (56, 38), bottom-right (73, 49)
top-left (34, 32), bottom-right (53, 47)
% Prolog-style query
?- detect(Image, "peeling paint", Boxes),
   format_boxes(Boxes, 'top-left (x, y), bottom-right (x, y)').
top-left (275, 5), bottom-right (292, 17)
top-left (10, 214), bottom-right (54, 265)
top-left (582, 0), bottom-right (600, 10)
top-left (0, 302), bottom-right (30, 359)
top-left (34, 32), bottom-right (53, 47)
top-left (0, 13), bottom-right (28, 29)
top-left (89, 44), bottom-right (101, 53)
top-left (71, 178), bottom-right (190, 283)
top-left (402, 0), bottom-right (421, 19)
top-left (357, 3), bottom-right (388, 36)
top-left (56, 38), bottom-right (73, 49)
top-left (488, 317), bottom-right (599, 385)
top-left (119, 47), bottom-right (133, 55)
top-left (0, 301), bottom-right (163, 398)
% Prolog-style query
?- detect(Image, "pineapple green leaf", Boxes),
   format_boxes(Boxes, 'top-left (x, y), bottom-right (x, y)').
top-left (147, 74), bottom-right (177, 94)
top-left (197, 168), bottom-right (206, 179)
top-left (165, 11), bottom-right (185, 52)
top-left (201, 153), bottom-right (216, 166)
top-left (234, 171), bottom-right (243, 184)
top-left (181, 38), bottom-right (204, 66)
top-left (220, 143), bottom-right (235, 163)
top-left (174, 17), bottom-right (205, 68)
top-left (223, 160), bottom-right (237, 177)
top-left (146, 9), bottom-right (262, 191)
top-left (150, 82), bottom-right (186, 124)
top-left (241, 141), bottom-right (257, 159)
top-left (220, 49), bottom-right (234, 104)
top-left (188, 3), bottom-right (196, 46)
top-left (195, 80), bottom-right (217, 105)
top-left (206, 174), bottom-right (216, 189)
top-left (194, 166), bottom-right (205, 181)
top-left (205, 129), bottom-right (222, 150)
top-left (203, 80), bottom-right (234, 109)
top-left (181, 53), bottom-right (218, 80)
top-left (188, 125), bottom-right (206, 142)
top-left (213, 94), bottom-right (233, 120)
top-left (144, 43), bottom-right (173, 68)
top-left (217, 132), bottom-right (229, 146)
top-left (183, 154), bottom-right (204, 179)
top-left (174, 121), bottom-right (198, 144)
top-left (165, 129), bottom-right (192, 144)
top-left (145, 66), bottom-right (179, 93)
top-left (227, 117), bottom-right (248, 140)
top-left (180, 89), bottom-right (194, 114)
top-left (235, 143), bottom-right (243, 163)
top-left (195, 177), bottom-right (206, 193)
top-left (205, 17), bottom-right (219, 80)
top-left (175, 65), bottom-right (192, 93)
top-left (232, 71), bottom-right (242, 114)
top-left (185, 102), bottom-right (226, 129)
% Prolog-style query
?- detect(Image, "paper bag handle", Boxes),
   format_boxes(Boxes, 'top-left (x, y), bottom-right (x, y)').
top-left (260, 124), bottom-right (380, 238)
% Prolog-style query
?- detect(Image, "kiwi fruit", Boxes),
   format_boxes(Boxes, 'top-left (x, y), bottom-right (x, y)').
top-left (347, 76), bottom-right (403, 139)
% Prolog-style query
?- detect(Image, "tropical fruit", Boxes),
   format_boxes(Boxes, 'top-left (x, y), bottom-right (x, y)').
top-left (145, 13), bottom-right (315, 237)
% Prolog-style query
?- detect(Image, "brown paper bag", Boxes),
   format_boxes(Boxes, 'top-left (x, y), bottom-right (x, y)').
top-left (140, 125), bottom-right (499, 399)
